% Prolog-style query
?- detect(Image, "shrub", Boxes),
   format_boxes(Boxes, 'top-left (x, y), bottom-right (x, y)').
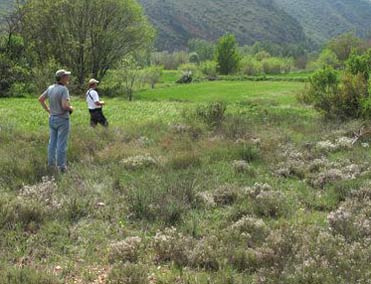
top-left (109, 237), bottom-right (142, 264)
top-left (239, 56), bottom-right (262, 76)
top-left (304, 66), bottom-right (340, 117)
top-left (188, 237), bottom-right (220, 271)
top-left (199, 60), bottom-right (218, 80)
top-left (141, 65), bottom-right (163, 89)
top-left (106, 263), bottom-right (148, 284)
top-left (151, 51), bottom-right (189, 70)
top-left (253, 190), bottom-right (288, 218)
top-left (230, 216), bottom-right (270, 245)
top-left (196, 102), bottom-right (227, 128)
top-left (152, 227), bottom-right (192, 266)
top-left (261, 57), bottom-right (293, 74)
top-left (213, 184), bottom-right (239, 206)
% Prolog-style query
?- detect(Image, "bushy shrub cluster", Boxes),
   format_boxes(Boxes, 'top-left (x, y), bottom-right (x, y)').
top-left (303, 49), bottom-right (371, 120)
top-left (239, 55), bottom-right (294, 76)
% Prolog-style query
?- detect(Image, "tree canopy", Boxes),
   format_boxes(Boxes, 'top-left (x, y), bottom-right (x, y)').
top-left (19, 0), bottom-right (154, 86)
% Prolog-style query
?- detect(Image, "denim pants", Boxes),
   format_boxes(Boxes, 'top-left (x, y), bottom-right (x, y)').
top-left (48, 116), bottom-right (70, 169)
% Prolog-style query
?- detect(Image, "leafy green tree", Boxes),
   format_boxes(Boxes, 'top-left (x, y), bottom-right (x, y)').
top-left (19, 0), bottom-right (154, 86)
top-left (215, 34), bottom-right (241, 75)
top-left (188, 39), bottom-right (215, 62)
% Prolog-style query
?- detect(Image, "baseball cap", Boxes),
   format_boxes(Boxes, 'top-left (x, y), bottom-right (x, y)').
top-left (88, 78), bottom-right (99, 85)
top-left (55, 69), bottom-right (71, 78)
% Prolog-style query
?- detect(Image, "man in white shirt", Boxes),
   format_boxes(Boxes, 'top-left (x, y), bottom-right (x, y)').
top-left (86, 78), bottom-right (108, 127)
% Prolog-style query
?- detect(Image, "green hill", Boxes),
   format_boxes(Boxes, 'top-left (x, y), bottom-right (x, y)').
top-left (2, 0), bottom-right (371, 50)
top-left (275, 0), bottom-right (371, 44)
top-left (139, 0), bottom-right (306, 51)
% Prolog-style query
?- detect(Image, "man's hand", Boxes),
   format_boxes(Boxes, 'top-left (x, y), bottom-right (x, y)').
top-left (69, 106), bottom-right (74, 114)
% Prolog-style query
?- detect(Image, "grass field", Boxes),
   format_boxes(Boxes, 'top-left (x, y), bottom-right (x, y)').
top-left (1, 79), bottom-right (371, 283)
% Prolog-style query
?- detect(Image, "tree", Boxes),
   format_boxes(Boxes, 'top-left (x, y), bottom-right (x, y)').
top-left (215, 34), bottom-right (241, 75)
top-left (142, 66), bottom-right (163, 89)
top-left (188, 39), bottom-right (215, 62)
top-left (114, 57), bottom-right (141, 101)
top-left (327, 33), bottom-right (362, 62)
top-left (19, 0), bottom-right (154, 87)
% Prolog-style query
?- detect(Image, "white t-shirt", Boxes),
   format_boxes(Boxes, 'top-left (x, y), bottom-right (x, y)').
top-left (86, 89), bottom-right (101, 110)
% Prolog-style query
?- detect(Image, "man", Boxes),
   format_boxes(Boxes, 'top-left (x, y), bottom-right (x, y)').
top-left (86, 78), bottom-right (108, 127)
top-left (38, 69), bottom-right (73, 173)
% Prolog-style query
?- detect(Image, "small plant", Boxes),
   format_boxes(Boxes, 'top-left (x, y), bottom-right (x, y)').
top-left (196, 102), bottom-right (227, 128)
top-left (109, 237), bottom-right (142, 264)
top-left (106, 263), bottom-right (148, 284)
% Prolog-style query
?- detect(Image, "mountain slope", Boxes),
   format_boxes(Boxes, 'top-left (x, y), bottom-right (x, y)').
top-left (275, 0), bottom-right (371, 44)
top-left (139, 0), bottom-right (306, 51)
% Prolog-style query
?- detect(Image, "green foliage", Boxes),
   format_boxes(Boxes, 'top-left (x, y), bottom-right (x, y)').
top-left (310, 48), bottom-right (340, 69)
top-left (305, 48), bottom-right (371, 120)
top-left (199, 60), bottom-right (218, 80)
top-left (0, 35), bottom-right (32, 97)
top-left (346, 50), bottom-right (371, 80)
top-left (239, 56), bottom-right (262, 76)
top-left (327, 33), bottom-right (363, 62)
top-left (141, 65), bottom-right (163, 89)
top-left (305, 66), bottom-right (340, 117)
top-left (188, 39), bottom-right (216, 62)
top-left (215, 34), bottom-right (241, 75)
top-left (189, 52), bottom-right (200, 65)
top-left (261, 57), bottom-right (293, 74)
top-left (19, 0), bottom-right (154, 86)
top-left (151, 51), bottom-right (189, 70)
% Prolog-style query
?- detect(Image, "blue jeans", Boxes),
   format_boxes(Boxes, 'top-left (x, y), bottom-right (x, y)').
top-left (48, 116), bottom-right (70, 170)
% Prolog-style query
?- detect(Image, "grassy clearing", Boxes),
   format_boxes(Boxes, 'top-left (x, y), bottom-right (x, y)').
top-left (1, 79), bottom-right (371, 283)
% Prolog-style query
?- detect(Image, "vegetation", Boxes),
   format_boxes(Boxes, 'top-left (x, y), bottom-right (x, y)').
top-left (139, 0), bottom-right (306, 50)
top-left (215, 34), bottom-right (241, 75)
top-left (3, 77), bottom-right (371, 283)
top-left (303, 49), bottom-right (371, 120)
top-left (275, 0), bottom-right (371, 44)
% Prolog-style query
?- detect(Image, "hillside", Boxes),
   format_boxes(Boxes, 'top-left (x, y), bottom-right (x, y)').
top-left (139, 0), bottom-right (306, 51)
top-left (275, 0), bottom-right (371, 44)
top-left (2, 0), bottom-right (371, 50)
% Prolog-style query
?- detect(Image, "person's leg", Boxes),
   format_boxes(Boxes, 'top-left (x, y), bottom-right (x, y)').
top-left (97, 109), bottom-right (108, 127)
top-left (48, 116), bottom-right (58, 167)
top-left (56, 118), bottom-right (70, 171)
top-left (90, 111), bottom-right (98, 127)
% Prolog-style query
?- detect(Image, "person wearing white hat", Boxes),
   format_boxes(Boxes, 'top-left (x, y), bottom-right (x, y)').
top-left (86, 78), bottom-right (108, 127)
top-left (38, 69), bottom-right (73, 173)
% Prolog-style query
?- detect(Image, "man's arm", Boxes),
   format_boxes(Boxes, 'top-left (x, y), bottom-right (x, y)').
top-left (62, 98), bottom-right (73, 113)
top-left (38, 94), bottom-right (50, 114)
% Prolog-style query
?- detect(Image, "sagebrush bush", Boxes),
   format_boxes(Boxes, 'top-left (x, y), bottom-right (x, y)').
top-left (152, 227), bottom-right (191, 266)
top-left (253, 190), bottom-right (288, 218)
top-left (109, 237), bottom-right (142, 264)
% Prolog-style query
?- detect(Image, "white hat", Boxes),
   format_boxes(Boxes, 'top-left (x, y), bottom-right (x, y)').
top-left (55, 69), bottom-right (71, 78)
top-left (88, 78), bottom-right (99, 85)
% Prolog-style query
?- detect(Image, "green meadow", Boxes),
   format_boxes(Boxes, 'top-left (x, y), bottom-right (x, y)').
top-left (1, 79), bottom-right (371, 283)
